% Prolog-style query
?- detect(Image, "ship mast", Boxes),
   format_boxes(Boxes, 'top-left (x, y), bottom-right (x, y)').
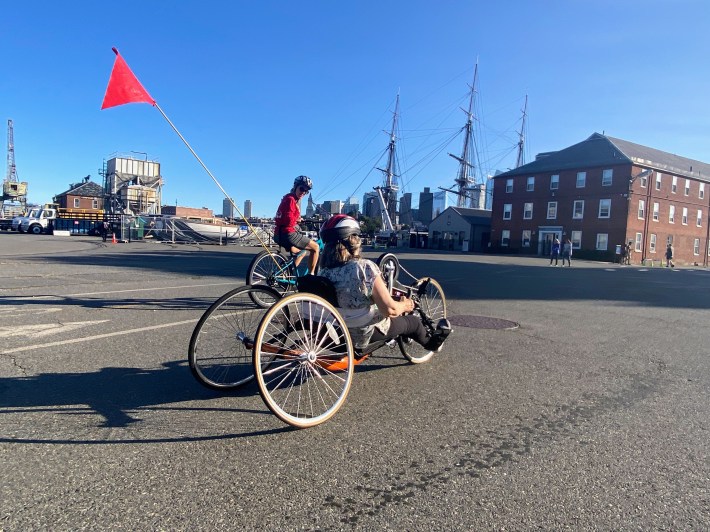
top-left (515, 94), bottom-right (528, 168)
top-left (440, 64), bottom-right (481, 209)
top-left (375, 94), bottom-right (400, 232)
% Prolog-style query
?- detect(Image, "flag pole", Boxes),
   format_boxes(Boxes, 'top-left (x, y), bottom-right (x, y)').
top-left (152, 103), bottom-right (273, 253)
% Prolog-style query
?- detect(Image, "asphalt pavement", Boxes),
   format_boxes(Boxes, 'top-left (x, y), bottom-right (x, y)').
top-left (1, 232), bottom-right (709, 530)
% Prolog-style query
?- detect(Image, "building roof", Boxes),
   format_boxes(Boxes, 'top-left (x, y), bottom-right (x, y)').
top-left (432, 206), bottom-right (491, 226)
top-left (55, 180), bottom-right (104, 198)
top-left (495, 133), bottom-right (710, 183)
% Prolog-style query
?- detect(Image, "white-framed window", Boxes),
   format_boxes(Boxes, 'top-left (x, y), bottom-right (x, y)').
top-left (685, 179), bottom-right (690, 196)
top-left (638, 199), bottom-right (645, 219)
top-left (571, 231), bottom-right (582, 249)
top-left (640, 174), bottom-right (647, 188)
top-left (649, 233), bottom-right (657, 253)
top-left (503, 203), bottom-right (512, 220)
top-left (73, 198), bottom-right (80, 208)
top-left (505, 179), bottom-right (513, 193)
top-left (596, 233), bottom-right (609, 251)
top-left (698, 209), bottom-right (703, 227)
top-left (694, 238), bottom-right (700, 255)
top-left (653, 202), bottom-right (659, 221)
top-left (598, 199), bottom-right (611, 218)
top-left (523, 203), bottom-right (533, 219)
top-left (700, 183), bottom-right (705, 199)
top-left (547, 201), bottom-right (557, 219)
top-left (92, 199), bottom-right (99, 209)
top-left (573, 200), bottom-right (584, 219)
top-left (669, 205), bottom-right (675, 224)
top-left (656, 173), bottom-right (662, 190)
top-left (635, 233), bottom-right (643, 252)
top-left (522, 230), bottom-right (531, 247)
top-left (526, 177), bottom-right (535, 191)
top-left (501, 230), bottom-right (510, 247)
top-left (667, 235), bottom-right (673, 246)
top-left (672, 176), bottom-right (678, 193)
top-left (682, 207), bottom-right (688, 225)
top-left (602, 168), bottom-right (613, 186)
top-left (576, 172), bottom-right (586, 188)
top-left (550, 174), bottom-right (559, 190)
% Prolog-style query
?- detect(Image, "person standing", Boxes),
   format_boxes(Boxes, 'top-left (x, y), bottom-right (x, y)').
top-left (665, 243), bottom-right (674, 268)
top-left (550, 238), bottom-right (560, 266)
top-left (561, 238), bottom-right (572, 266)
top-left (273, 175), bottom-right (319, 275)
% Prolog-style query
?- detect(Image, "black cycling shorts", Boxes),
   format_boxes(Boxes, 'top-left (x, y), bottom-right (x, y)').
top-left (274, 231), bottom-right (313, 251)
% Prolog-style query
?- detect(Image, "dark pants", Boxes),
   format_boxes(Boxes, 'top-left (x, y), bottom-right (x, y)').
top-left (370, 315), bottom-right (428, 345)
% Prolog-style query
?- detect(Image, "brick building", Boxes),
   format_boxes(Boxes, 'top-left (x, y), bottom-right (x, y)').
top-left (53, 177), bottom-right (104, 212)
top-left (491, 133), bottom-right (710, 266)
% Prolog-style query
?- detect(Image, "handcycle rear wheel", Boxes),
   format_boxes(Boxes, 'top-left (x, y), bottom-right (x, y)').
top-left (253, 293), bottom-right (355, 428)
top-left (398, 277), bottom-right (447, 364)
top-left (246, 250), bottom-right (296, 306)
top-left (188, 285), bottom-right (281, 390)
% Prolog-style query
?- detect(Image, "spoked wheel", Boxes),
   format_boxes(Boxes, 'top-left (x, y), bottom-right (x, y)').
top-left (375, 252), bottom-right (400, 289)
top-left (246, 250), bottom-right (296, 306)
top-left (253, 293), bottom-right (354, 428)
top-left (398, 277), bottom-right (447, 364)
top-left (188, 285), bottom-right (282, 390)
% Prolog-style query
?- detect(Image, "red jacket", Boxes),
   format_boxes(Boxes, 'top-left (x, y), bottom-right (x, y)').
top-left (274, 193), bottom-right (300, 234)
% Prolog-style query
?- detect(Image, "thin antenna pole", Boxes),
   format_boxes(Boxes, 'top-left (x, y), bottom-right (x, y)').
top-left (516, 95), bottom-right (528, 168)
top-left (153, 103), bottom-right (273, 254)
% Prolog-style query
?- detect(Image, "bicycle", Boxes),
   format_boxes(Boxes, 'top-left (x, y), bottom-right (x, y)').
top-left (245, 236), bottom-right (325, 307)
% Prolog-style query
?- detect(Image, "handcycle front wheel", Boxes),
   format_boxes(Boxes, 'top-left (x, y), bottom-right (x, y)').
top-left (375, 252), bottom-right (400, 288)
top-left (188, 285), bottom-right (282, 390)
top-left (246, 250), bottom-right (296, 306)
top-left (398, 277), bottom-right (447, 364)
top-left (253, 293), bottom-right (355, 428)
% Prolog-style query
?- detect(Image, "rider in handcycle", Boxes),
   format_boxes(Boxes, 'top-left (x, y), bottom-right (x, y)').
top-left (273, 175), bottom-right (320, 275)
top-left (317, 214), bottom-right (451, 352)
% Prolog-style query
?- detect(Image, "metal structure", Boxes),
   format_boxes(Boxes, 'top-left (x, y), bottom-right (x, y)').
top-left (101, 154), bottom-right (163, 216)
top-left (1, 119), bottom-right (28, 216)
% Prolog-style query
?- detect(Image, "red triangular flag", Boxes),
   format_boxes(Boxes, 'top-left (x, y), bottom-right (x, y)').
top-left (101, 47), bottom-right (155, 109)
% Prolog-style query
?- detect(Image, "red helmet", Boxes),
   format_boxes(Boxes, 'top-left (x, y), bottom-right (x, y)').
top-left (320, 214), bottom-right (361, 243)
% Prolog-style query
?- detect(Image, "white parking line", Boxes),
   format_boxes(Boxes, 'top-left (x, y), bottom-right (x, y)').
top-left (0, 318), bottom-right (198, 355)
top-left (3, 281), bottom-right (238, 299)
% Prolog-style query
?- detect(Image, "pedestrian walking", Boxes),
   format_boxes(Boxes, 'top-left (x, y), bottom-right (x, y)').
top-left (665, 243), bottom-right (674, 268)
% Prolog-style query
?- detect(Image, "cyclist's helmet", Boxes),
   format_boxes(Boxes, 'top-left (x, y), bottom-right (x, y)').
top-left (294, 175), bottom-right (313, 191)
top-left (320, 214), bottom-right (361, 244)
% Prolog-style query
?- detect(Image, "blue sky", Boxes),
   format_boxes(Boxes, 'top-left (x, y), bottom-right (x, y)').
top-left (3, 1), bottom-right (709, 217)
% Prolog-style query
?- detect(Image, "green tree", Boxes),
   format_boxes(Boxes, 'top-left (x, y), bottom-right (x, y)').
top-left (359, 215), bottom-right (382, 236)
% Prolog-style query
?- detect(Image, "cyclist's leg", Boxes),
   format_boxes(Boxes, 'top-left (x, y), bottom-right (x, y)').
top-left (304, 239), bottom-right (320, 274)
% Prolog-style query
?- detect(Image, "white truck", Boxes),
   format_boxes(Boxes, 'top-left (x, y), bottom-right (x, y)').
top-left (11, 207), bottom-right (40, 232)
top-left (20, 207), bottom-right (57, 234)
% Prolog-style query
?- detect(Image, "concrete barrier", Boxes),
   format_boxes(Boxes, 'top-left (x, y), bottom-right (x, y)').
top-left (53, 230), bottom-right (71, 237)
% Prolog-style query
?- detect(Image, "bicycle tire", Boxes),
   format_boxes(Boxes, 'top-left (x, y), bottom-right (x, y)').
top-left (398, 277), bottom-right (447, 364)
top-left (246, 250), bottom-right (296, 306)
top-left (188, 285), bottom-right (281, 390)
top-left (253, 293), bottom-right (354, 428)
top-left (375, 252), bottom-right (400, 288)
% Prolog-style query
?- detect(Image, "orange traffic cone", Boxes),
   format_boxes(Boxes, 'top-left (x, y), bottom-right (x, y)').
top-left (112, 233), bottom-right (117, 244)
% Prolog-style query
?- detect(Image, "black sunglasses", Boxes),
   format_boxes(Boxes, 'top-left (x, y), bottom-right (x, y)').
top-left (298, 186), bottom-right (310, 194)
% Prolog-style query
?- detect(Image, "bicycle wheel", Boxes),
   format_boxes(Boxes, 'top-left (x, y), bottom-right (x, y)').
top-left (188, 285), bottom-right (281, 390)
top-left (375, 252), bottom-right (400, 288)
top-left (398, 277), bottom-right (447, 364)
top-left (246, 250), bottom-right (296, 306)
top-left (253, 293), bottom-right (354, 428)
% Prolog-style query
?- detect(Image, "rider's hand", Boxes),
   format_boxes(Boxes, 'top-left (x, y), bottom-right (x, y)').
top-left (401, 297), bottom-right (415, 314)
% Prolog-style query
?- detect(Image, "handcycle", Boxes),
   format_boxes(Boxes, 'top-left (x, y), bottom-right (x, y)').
top-left (188, 252), bottom-right (447, 428)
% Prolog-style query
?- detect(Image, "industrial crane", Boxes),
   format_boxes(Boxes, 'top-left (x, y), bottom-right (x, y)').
top-left (1, 119), bottom-right (28, 218)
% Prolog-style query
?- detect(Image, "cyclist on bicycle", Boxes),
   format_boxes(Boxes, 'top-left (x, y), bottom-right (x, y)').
top-left (274, 175), bottom-right (320, 275)
top-left (318, 214), bottom-right (451, 351)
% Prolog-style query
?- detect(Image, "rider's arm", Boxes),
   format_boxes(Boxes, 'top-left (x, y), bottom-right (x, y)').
top-left (371, 275), bottom-right (414, 317)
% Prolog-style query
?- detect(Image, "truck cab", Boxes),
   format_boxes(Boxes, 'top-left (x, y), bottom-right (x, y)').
top-left (21, 207), bottom-right (57, 234)
top-left (12, 208), bottom-right (40, 232)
